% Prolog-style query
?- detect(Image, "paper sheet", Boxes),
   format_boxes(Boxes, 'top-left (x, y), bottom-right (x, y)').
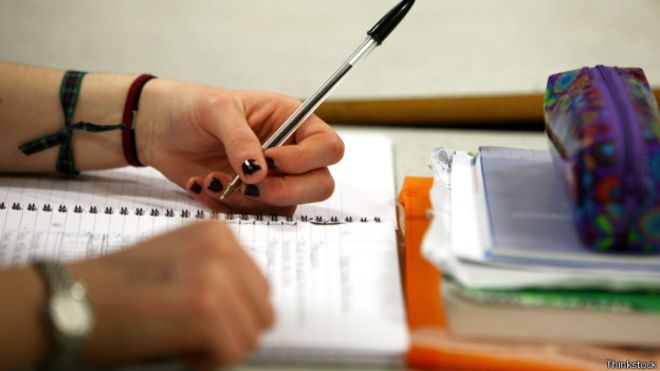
top-left (422, 148), bottom-right (660, 291)
top-left (0, 131), bottom-right (408, 362)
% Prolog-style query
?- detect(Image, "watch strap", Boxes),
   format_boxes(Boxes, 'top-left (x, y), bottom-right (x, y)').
top-left (34, 261), bottom-right (93, 371)
top-left (36, 261), bottom-right (75, 292)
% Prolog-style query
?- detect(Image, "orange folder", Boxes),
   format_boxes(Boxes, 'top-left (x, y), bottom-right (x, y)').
top-left (398, 177), bottom-right (658, 371)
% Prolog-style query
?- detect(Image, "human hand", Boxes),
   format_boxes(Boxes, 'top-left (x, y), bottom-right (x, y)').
top-left (135, 80), bottom-right (344, 214)
top-left (69, 221), bottom-right (274, 369)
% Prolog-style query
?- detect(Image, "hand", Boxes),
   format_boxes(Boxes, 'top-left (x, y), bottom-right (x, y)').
top-left (69, 221), bottom-right (274, 369)
top-left (136, 80), bottom-right (345, 214)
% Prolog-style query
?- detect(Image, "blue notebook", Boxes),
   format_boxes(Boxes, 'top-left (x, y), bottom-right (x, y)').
top-left (478, 146), bottom-right (660, 272)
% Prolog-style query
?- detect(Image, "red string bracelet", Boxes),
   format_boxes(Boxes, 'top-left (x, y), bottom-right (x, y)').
top-left (122, 74), bottom-right (156, 167)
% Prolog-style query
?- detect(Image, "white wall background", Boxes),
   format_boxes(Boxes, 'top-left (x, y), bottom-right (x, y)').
top-left (1, 0), bottom-right (659, 99)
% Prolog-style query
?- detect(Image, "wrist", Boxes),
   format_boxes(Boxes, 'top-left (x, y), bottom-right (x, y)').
top-left (73, 73), bottom-right (134, 170)
top-left (0, 267), bottom-right (50, 370)
top-left (70, 72), bottom-right (161, 171)
top-left (134, 78), bottom-right (170, 169)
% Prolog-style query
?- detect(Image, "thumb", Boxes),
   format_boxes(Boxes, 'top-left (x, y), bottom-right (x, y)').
top-left (203, 93), bottom-right (267, 184)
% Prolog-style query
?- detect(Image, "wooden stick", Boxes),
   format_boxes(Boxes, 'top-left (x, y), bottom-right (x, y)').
top-left (315, 89), bottom-right (660, 126)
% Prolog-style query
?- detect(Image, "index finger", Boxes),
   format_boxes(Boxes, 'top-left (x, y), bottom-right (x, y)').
top-left (292, 112), bottom-right (336, 143)
top-left (238, 91), bottom-right (345, 175)
top-left (264, 127), bottom-right (344, 175)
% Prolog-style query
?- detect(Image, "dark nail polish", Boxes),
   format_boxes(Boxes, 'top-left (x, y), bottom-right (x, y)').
top-left (207, 178), bottom-right (224, 192)
top-left (241, 159), bottom-right (262, 176)
top-left (244, 184), bottom-right (260, 197)
top-left (265, 157), bottom-right (276, 170)
top-left (190, 182), bottom-right (202, 194)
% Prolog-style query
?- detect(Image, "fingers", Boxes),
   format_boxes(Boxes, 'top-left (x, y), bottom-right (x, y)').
top-left (236, 90), bottom-right (344, 176)
top-left (183, 223), bottom-right (274, 368)
top-left (204, 236), bottom-right (274, 366)
top-left (226, 260), bottom-right (274, 335)
top-left (85, 221), bottom-right (273, 370)
top-left (264, 129), bottom-right (344, 175)
top-left (244, 168), bottom-right (335, 206)
top-left (188, 168), bottom-right (335, 210)
top-left (185, 176), bottom-right (231, 211)
top-left (217, 229), bottom-right (273, 327)
top-left (186, 90), bottom-right (343, 211)
top-left (200, 93), bottom-right (268, 184)
top-left (216, 272), bottom-right (261, 351)
top-left (185, 174), bottom-right (296, 215)
top-left (192, 271), bottom-right (257, 368)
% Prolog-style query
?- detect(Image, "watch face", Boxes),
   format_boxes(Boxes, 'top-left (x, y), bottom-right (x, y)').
top-left (50, 289), bottom-right (94, 337)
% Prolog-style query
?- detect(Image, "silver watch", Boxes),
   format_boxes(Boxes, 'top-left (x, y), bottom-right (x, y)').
top-left (35, 261), bottom-right (95, 370)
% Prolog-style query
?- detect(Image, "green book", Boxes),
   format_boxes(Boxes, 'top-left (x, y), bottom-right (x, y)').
top-left (453, 281), bottom-right (660, 314)
top-left (442, 278), bottom-right (660, 347)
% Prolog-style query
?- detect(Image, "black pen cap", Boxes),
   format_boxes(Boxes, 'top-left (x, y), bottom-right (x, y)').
top-left (367, 0), bottom-right (415, 45)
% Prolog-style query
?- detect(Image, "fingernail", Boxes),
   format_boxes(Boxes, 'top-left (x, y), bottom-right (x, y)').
top-left (190, 182), bottom-right (202, 194)
top-left (244, 184), bottom-right (260, 197)
top-left (265, 157), bottom-right (276, 170)
top-left (241, 159), bottom-right (262, 176)
top-left (207, 177), bottom-right (224, 192)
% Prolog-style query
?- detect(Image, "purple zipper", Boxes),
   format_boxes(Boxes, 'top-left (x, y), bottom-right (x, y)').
top-left (594, 65), bottom-right (645, 223)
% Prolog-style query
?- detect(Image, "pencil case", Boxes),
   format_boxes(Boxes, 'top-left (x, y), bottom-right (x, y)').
top-left (543, 65), bottom-right (660, 253)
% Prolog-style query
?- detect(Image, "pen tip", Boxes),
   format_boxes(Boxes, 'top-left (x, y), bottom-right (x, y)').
top-left (367, 0), bottom-right (416, 45)
top-left (220, 177), bottom-right (242, 201)
top-left (219, 189), bottom-right (231, 201)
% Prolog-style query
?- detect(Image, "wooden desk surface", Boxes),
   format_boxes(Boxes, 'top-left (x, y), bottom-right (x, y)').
top-left (318, 90), bottom-right (660, 126)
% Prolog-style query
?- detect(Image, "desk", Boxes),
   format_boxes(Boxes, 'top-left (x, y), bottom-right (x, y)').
top-left (0, 1), bottom-right (627, 368)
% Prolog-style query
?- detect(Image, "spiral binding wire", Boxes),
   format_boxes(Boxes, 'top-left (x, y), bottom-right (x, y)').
top-left (0, 202), bottom-right (384, 224)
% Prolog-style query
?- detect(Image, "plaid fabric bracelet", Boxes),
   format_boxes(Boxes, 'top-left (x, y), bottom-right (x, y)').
top-left (19, 71), bottom-right (123, 176)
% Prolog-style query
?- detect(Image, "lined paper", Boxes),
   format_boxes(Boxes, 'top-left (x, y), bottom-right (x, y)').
top-left (0, 132), bottom-right (407, 362)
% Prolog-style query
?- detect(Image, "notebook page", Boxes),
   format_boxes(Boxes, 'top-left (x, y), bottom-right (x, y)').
top-left (0, 132), bottom-right (396, 264)
top-left (0, 132), bottom-right (395, 226)
top-left (301, 132), bottom-right (397, 223)
top-left (241, 221), bottom-right (407, 360)
top-left (0, 132), bottom-right (408, 361)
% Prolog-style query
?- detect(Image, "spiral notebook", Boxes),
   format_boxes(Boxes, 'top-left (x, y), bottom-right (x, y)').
top-left (0, 132), bottom-right (408, 364)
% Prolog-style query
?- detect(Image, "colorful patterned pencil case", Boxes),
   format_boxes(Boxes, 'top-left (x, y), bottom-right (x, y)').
top-left (544, 65), bottom-right (660, 253)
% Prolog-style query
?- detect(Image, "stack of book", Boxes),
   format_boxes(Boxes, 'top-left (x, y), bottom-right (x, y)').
top-left (423, 146), bottom-right (660, 347)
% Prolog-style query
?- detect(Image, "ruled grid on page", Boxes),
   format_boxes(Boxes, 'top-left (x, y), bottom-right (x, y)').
top-left (0, 132), bottom-right (408, 363)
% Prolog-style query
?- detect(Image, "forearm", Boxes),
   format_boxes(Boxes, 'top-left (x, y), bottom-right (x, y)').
top-left (0, 267), bottom-right (49, 370)
top-left (0, 62), bottom-right (138, 173)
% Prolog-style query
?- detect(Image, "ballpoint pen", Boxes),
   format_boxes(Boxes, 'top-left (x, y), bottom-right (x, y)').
top-left (220, 0), bottom-right (415, 200)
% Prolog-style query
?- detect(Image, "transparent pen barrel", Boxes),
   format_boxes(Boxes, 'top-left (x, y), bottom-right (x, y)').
top-left (263, 37), bottom-right (378, 149)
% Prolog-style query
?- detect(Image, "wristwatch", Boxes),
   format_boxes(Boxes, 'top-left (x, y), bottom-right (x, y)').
top-left (35, 261), bottom-right (95, 370)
